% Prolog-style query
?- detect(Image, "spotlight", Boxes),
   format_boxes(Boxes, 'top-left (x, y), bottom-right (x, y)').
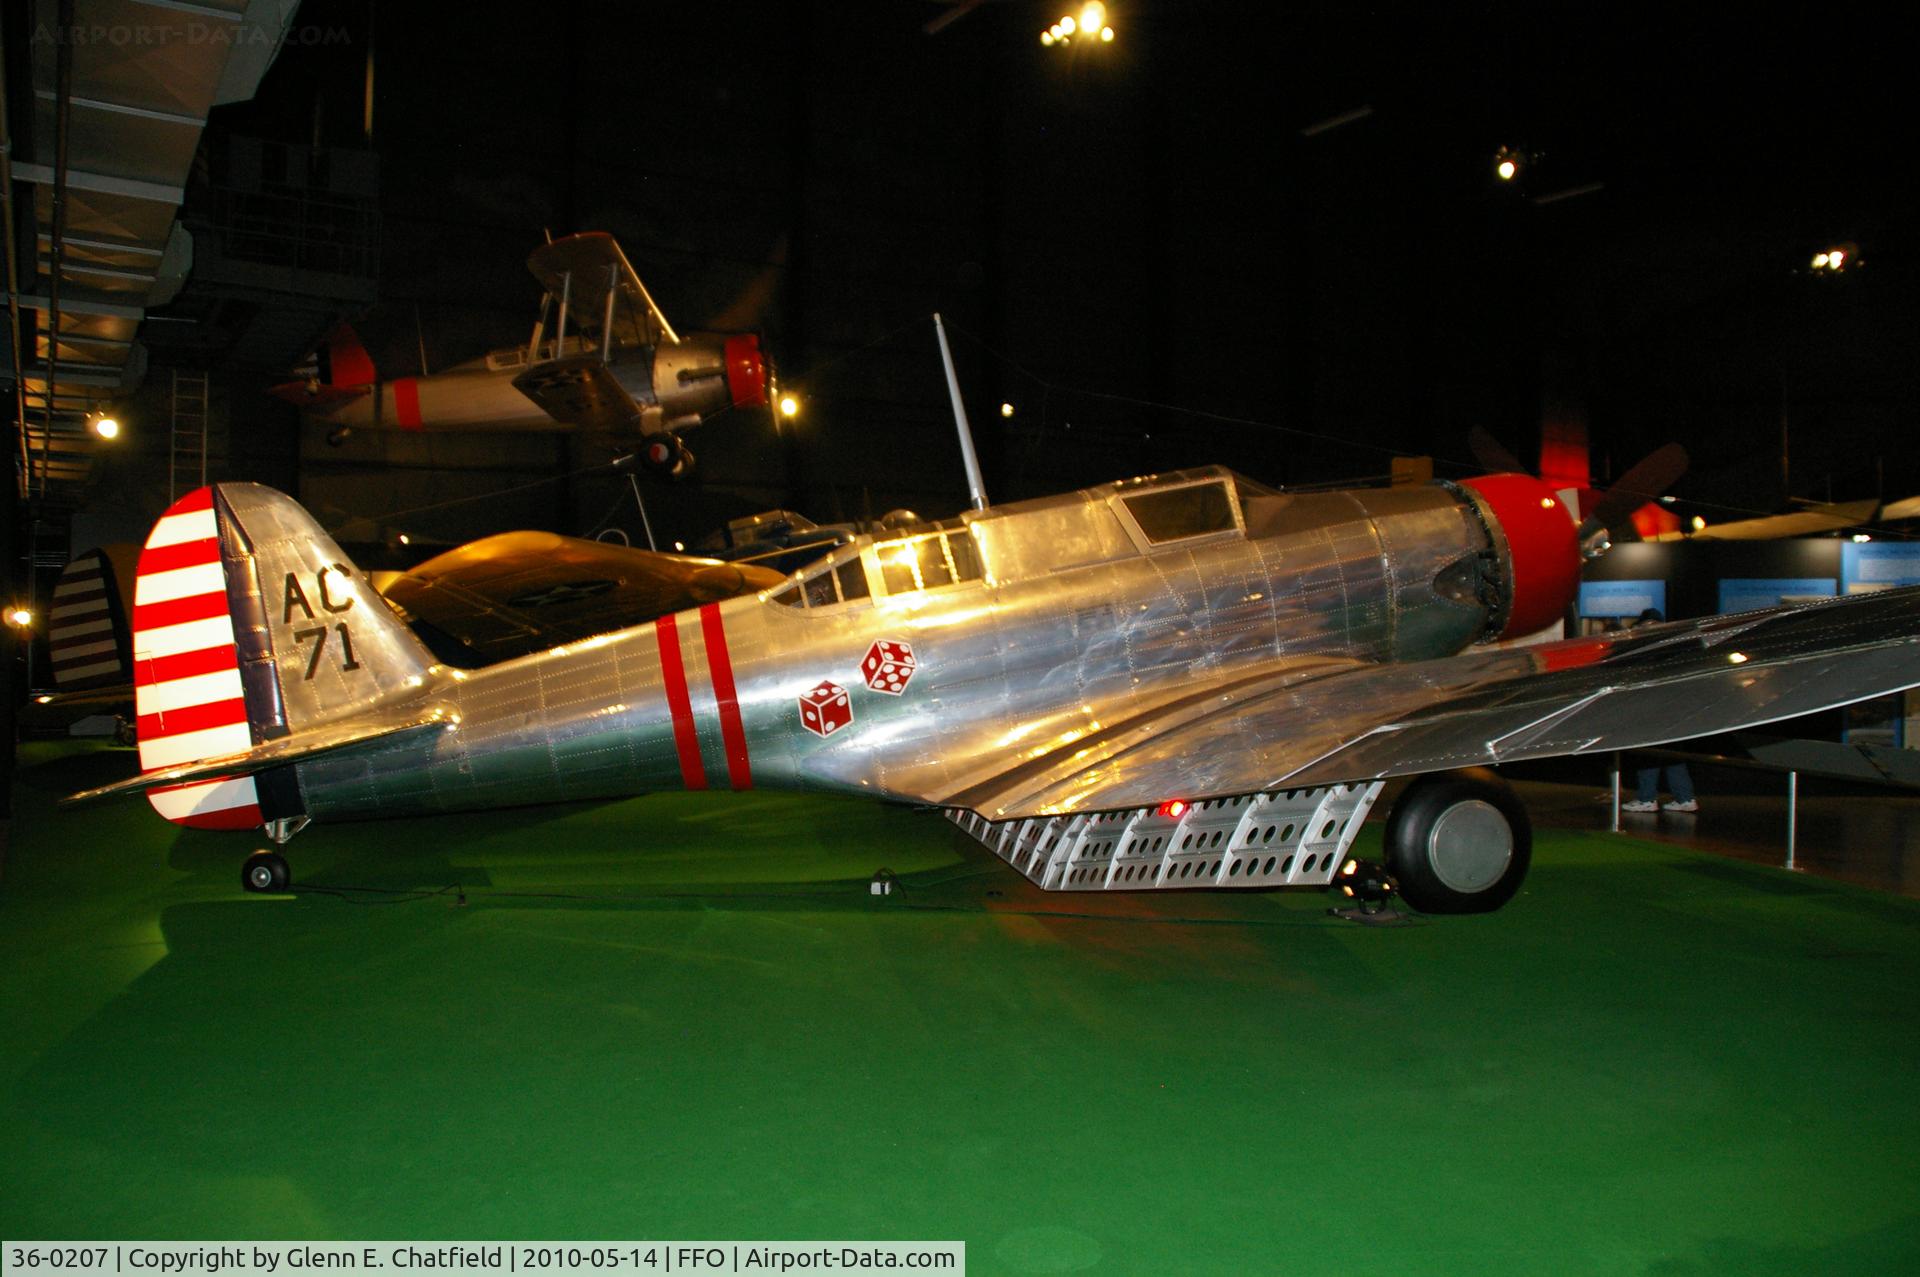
top-left (1810, 242), bottom-right (1860, 273)
top-left (1000, 402), bottom-right (1015, 418)
top-left (1853, 533), bottom-right (1872, 543)
top-left (1336, 858), bottom-right (1398, 913)
top-left (779, 394), bottom-right (800, 419)
top-left (1494, 146), bottom-right (1523, 181)
top-left (1042, 7), bottom-right (1114, 49)
top-left (6, 607), bottom-right (33, 628)
top-left (1691, 515), bottom-right (1707, 532)
top-left (1155, 798), bottom-right (1189, 819)
top-left (91, 414), bottom-right (120, 440)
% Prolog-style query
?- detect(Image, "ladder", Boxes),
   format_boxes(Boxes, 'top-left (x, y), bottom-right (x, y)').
top-left (169, 369), bottom-right (210, 503)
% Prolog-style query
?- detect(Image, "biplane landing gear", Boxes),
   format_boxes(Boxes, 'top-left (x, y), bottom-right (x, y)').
top-left (641, 434), bottom-right (694, 479)
top-left (243, 850), bottom-right (291, 893)
top-left (1383, 767), bottom-right (1532, 914)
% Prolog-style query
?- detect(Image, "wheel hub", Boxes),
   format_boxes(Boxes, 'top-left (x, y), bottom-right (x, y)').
top-left (1425, 799), bottom-right (1513, 894)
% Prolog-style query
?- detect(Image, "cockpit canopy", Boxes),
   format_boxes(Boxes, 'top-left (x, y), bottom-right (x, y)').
top-left (767, 467), bottom-right (1276, 609)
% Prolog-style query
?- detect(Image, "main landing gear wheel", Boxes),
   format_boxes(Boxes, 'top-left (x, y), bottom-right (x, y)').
top-left (1382, 767), bottom-right (1531, 914)
top-left (641, 434), bottom-right (693, 478)
top-left (243, 850), bottom-right (291, 893)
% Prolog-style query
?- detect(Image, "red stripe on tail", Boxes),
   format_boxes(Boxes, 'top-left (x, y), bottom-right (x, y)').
top-left (164, 488), bottom-right (215, 514)
top-left (136, 697), bottom-right (250, 741)
top-left (131, 590), bottom-right (231, 634)
top-left (135, 537), bottom-right (223, 575)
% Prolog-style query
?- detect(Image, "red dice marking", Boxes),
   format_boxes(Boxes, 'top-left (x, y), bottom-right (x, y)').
top-left (799, 680), bottom-right (853, 737)
top-left (861, 639), bottom-right (917, 695)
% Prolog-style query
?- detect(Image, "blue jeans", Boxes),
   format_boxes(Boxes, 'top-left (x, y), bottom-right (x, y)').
top-left (1635, 764), bottom-right (1695, 804)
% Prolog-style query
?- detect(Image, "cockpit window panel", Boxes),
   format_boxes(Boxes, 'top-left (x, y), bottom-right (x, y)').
top-left (770, 542), bottom-right (874, 610)
top-left (1112, 480), bottom-right (1242, 550)
top-left (869, 528), bottom-right (986, 598)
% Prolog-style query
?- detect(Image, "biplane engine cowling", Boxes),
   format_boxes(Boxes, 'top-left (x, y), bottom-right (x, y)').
top-left (646, 333), bottom-right (769, 431)
top-left (1460, 473), bottom-right (1581, 639)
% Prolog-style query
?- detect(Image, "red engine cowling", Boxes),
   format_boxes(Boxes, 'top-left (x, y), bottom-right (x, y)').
top-left (1461, 473), bottom-right (1581, 640)
top-left (724, 334), bottom-right (768, 408)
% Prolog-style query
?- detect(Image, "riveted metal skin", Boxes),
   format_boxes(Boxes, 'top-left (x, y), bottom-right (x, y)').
top-left (95, 471), bottom-right (1920, 896)
top-left (283, 469), bottom-right (1497, 824)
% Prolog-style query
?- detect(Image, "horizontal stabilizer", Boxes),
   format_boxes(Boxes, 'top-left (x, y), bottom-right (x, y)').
top-left (63, 712), bottom-right (451, 806)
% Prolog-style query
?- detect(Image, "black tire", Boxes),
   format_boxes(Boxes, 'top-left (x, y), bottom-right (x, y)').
top-left (1382, 768), bottom-right (1531, 914)
top-left (642, 435), bottom-right (693, 479)
top-left (242, 851), bottom-right (291, 894)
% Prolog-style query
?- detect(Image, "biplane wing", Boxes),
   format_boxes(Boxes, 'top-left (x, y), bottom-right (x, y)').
top-left (525, 231), bottom-right (676, 349)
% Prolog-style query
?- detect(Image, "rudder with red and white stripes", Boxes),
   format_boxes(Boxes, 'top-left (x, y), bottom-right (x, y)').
top-left (132, 488), bottom-right (261, 829)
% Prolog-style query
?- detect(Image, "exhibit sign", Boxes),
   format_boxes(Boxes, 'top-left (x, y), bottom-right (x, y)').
top-left (1842, 542), bottom-right (1920, 593)
top-left (1579, 579), bottom-right (1666, 618)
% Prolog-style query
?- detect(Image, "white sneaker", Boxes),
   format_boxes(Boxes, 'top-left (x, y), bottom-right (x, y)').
top-left (1662, 800), bottom-right (1699, 813)
top-left (1621, 800), bottom-right (1658, 813)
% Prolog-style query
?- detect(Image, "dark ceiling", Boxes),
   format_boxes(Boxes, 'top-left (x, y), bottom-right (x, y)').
top-left (126, 0), bottom-right (1920, 537)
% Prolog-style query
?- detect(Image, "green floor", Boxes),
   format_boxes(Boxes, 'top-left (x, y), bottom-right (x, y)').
top-left (5, 741), bottom-right (1919, 1274)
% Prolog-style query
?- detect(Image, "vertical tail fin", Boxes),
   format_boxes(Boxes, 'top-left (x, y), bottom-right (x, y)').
top-left (132, 484), bottom-right (436, 829)
top-left (49, 546), bottom-right (135, 690)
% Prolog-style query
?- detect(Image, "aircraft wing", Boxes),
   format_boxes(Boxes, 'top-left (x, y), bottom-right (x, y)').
top-left (376, 532), bottom-right (787, 665)
top-left (1650, 500), bottom-right (1879, 541)
top-left (943, 586), bottom-right (1920, 820)
top-left (527, 232), bottom-right (675, 348)
top-left (511, 355), bottom-right (645, 432)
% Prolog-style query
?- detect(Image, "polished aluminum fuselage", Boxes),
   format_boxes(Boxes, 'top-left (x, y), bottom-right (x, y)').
top-left (293, 473), bottom-right (1501, 820)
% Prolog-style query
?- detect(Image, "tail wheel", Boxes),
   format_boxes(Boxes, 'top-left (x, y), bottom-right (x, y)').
top-left (243, 850), bottom-right (291, 894)
top-left (1383, 768), bottom-right (1531, 914)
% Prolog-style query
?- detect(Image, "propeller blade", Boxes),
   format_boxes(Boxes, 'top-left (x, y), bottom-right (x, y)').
top-left (1589, 442), bottom-right (1689, 532)
top-left (1468, 426), bottom-right (1527, 475)
top-left (702, 235), bottom-right (788, 333)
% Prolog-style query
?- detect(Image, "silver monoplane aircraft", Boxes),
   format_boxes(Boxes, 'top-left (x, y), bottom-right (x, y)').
top-left (274, 233), bottom-right (770, 474)
top-left (68, 468), bottom-right (1920, 913)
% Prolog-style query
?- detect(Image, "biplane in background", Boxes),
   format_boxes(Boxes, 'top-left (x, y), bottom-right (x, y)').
top-left (273, 232), bottom-right (771, 475)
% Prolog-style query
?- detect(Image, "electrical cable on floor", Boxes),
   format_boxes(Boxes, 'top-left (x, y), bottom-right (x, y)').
top-left (286, 875), bottom-right (1423, 927)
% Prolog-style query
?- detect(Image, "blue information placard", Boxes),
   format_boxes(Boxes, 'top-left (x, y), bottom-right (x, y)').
top-left (1579, 580), bottom-right (1667, 618)
top-left (1841, 542), bottom-right (1920, 591)
top-left (1717, 578), bottom-right (1836, 614)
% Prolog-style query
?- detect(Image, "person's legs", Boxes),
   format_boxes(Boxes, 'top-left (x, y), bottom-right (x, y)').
top-left (1625, 766), bottom-right (1660, 811)
top-left (1664, 764), bottom-right (1696, 807)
